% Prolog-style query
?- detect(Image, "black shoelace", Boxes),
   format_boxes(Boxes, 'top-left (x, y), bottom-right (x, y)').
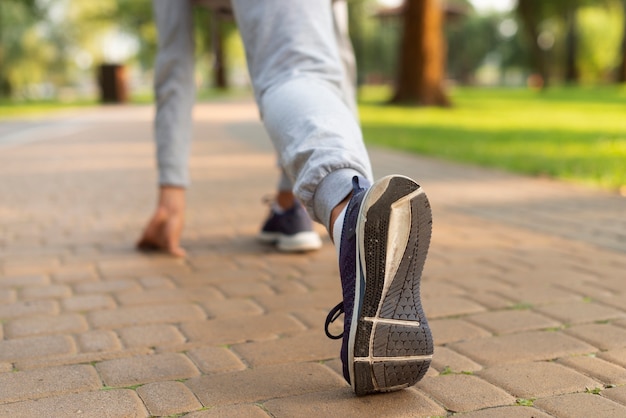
top-left (324, 302), bottom-right (344, 340)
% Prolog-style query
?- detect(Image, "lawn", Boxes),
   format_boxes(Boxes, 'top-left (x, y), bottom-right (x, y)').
top-left (359, 86), bottom-right (626, 192)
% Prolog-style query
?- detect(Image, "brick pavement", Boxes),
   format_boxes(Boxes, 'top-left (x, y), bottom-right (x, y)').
top-left (0, 100), bottom-right (625, 417)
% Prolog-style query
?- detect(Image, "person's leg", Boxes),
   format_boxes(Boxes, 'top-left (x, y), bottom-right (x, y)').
top-left (231, 0), bottom-right (373, 231)
top-left (137, 0), bottom-right (195, 257)
top-left (231, 0), bottom-right (433, 395)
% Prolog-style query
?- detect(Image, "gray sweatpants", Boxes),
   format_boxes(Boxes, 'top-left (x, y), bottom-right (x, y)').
top-left (153, 0), bottom-right (373, 228)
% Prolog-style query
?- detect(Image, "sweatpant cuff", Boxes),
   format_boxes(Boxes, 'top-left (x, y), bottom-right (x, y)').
top-left (313, 168), bottom-right (367, 231)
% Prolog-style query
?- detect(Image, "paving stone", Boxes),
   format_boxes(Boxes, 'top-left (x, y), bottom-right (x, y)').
top-left (466, 292), bottom-right (515, 310)
top-left (0, 299), bottom-right (58, 319)
top-left (0, 364), bottom-right (101, 404)
top-left (185, 404), bottom-right (270, 417)
top-left (116, 287), bottom-right (223, 306)
top-left (88, 303), bottom-right (205, 328)
top-left (13, 347), bottom-right (152, 371)
top-left (477, 361), bottom-right (600, 398)
top-left (117, 324), bottom-right (186, 348)
top-left (0, 362), bottom-right (12, 373)
top-left (137, 276), bottom-right (176, 289)
top-left (253, 290), bottom-right (340, 313)
top-left (495, 285), bottom-right (582, 306)
top-left (598, 348), bottom-right (626, 368)
top-left (0, 334), bottom-right (75, 362)
top-left (231, 329), bottom-right (339, 367)
top-left (465, 309), bottom-right (561, 335)
top-left (429, 318), bottom-right (491, 345)
top-left (19, 284), bottom-right (71, 300)
top-left (4, 313), bottom-right (88, 338)
top-left (186, 346), bottom-right (247, 374)
top-left (603, 385), bottom-right (626, 405)
top-left (136, 381), bottom-right (202, 416)
top-left (186, 363), bottom-right (345, 406)
top-left (180, 312), bottom-right (305, 345)
top-left (534, 393), bottom-right (626, 418)
top-left (61, 294), bottom-right (116, 312)
top-left (96, 352), bottom-right (200, 387)
top-left (77, 330), bottom-right (122, 353)
top-left (454, 406), bottom-right (552, 418)
top-left (416, 374), bottom-right (515, 413)
top-left (216, 281), bottom-right (275, 298)
top-left (534, 301), bottom-right (626, 325)
top-left (422, 296), bottom-right (486, 319)
top-left (0, 275), bottom-right (49, 288)
top-left (558, 355), bottom-right (626, 385)
top-left (564, 323), bottom-right (626, 351)
top-left (264, 387), bottom-right (446, 418)
top-left (0, 389), bottom-right (148, 418)
top-left (201, 298), bottom-right (264, 319)
top-left (74, 279), bottom-right (141, 295)
top-left (431, 346), bottom-right (482, 374)
top-left (0, 288), bottom-right (16, 303)
top-left (451, 331), bottom-right (596, 366)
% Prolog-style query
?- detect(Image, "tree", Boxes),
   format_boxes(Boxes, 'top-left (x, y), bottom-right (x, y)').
top-left (391, 0), bottom-right (450, 106)
top-left (618, 0), bottom-right (626, 82)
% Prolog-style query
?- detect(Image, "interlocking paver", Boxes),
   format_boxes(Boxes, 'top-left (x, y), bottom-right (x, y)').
top-left (603, 385), bottom-right (626, 405)
top-left (465, 309), bottom-right (561, 335)
top-left (0, 389), bottom-right (148, 418)
top-left (180, 312), bottom-right (305, 344)
top-left (534, 393), bottom-right (626, 418)
top-left (450, 330), bottom-right (596, 366)
top-left (429, 318), bottom-right (491, 345)
top-left (117, 324), bottom-right (186, 348)
top-left (185, 404), bottom-right (270, 417)
top-left (136, 381), bottom-right (203, 417)
top-left (477, 361), bottom-right (601, 398)
top-left (454, 406), bottom-right (552, 418)
top-left (430, 346), bottom-right (482, 373)
top-left (1, 100), bottom-right (625, 416)
top-left (264, 387), bottom-right (446, 418)
top-left (87, 303), bottom-right (205, 328)
top-left (61, 294), bottom-right (116, 312)
top-left (4, 313), bottom-right (88, 338)
top-left (231, 329), bottom-right (339, 367)
top-left (564, 323), bottom-right (626, 351)
top-left (416, 374), bottom-right (515, 413)
top-left (0, 299), bottom-right (58, 319)
top-left (96, 353), bottom-right (200, 387)
top-left (185, 363), bottom-right (346, 406)
top-left (186, 346), bottom-right (247, 374)
top-left (0, 334), bottom-right (75, 362)
top-left (534, 301), bottom-right (626, 325)
top-left (558, 355), bottom-right (626, 385)
top-left (0, 364), bottom-right (100, 404)
top-left (76, 330), bottom-right (122, 353)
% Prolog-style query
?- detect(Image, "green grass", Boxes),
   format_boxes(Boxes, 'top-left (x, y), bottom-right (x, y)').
top-left (359, 85), bottom-right (626, 192)
top-left (0, 98), bottom-right (98, 119)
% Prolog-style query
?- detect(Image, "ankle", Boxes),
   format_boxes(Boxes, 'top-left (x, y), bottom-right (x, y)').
top-left (329, 193), bottom-right (352, 242)
top-left (276, 191), bottom-right (296, 210)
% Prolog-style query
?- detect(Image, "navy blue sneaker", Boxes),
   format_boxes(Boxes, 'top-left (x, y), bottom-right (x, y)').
top-left (325, 175), bottom-right (433, 395)
top-left (258, 201), bottom-right (322, 252)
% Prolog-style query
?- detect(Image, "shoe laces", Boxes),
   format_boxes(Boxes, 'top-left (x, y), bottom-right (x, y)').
top-left (324, 302), bottom-right (344, 339)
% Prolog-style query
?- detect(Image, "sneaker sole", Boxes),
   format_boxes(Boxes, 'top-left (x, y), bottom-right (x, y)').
top-left (349, 175), bottom-right (433, 395)
top-left (258, 231), bottom-right (322, 252)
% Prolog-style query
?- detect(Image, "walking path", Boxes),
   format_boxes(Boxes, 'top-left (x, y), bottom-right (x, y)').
top-left (0, 100), bottom-right (625, 417)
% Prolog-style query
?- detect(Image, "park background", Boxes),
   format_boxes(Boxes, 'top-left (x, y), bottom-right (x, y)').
top-left (1, 0), bottom-right (625, 193)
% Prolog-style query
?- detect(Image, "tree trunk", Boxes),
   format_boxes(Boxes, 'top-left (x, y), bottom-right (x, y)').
top-left (211, 12), bottom-right (227, 89)
top-left (516, 0), bottom-right (550, 88)
top-left (391, 0), bottom-right (450, 106)
top-left (618, 0), bottom-right (626, 83)
top-left (564, 4), bottom-right (579, 84)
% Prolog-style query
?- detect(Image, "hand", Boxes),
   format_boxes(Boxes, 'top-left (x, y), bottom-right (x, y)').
top-left (137, 186), bottom-right (187, 257)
